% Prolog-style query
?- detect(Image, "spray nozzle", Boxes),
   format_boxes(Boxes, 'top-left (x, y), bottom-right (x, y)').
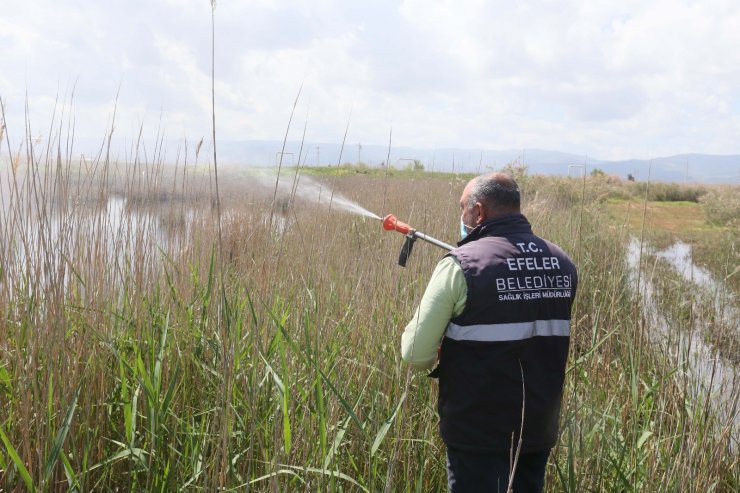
top-left (382, 214), bottom-right (455, 267)
top-left (382, 214), bottom-right (413, 235)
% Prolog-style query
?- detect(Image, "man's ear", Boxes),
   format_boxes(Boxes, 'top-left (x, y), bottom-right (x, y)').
top-left (475, 202), bottom-right (486, 224)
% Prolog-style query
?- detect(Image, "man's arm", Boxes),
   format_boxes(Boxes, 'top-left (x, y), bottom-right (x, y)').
top-left (401, 256), bottom-right (467, 370)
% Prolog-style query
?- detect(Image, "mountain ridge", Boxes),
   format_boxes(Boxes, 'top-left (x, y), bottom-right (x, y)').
top-left (214, 140), bottom-right (739, 184)
top-left (8, 137), bottom-right (735, 184)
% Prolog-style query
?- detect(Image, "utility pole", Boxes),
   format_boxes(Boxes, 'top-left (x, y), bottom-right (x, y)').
top-left (316, 146), bottom-right (320, 167)
top-left (358, 143), bottom-right (362, 164)
top-left (685, 160), bottom-right (689, 184)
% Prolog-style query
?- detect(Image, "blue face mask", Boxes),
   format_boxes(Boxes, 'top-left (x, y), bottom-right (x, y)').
top-left (460, 217), bottom-right (473, 239)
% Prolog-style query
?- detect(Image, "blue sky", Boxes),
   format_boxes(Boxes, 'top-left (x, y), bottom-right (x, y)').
top-left (2, 0), bottom-right (740, 161)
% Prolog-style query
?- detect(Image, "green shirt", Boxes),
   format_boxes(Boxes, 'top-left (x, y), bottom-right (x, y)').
top-left (401, 256), bottom-right (468, 370)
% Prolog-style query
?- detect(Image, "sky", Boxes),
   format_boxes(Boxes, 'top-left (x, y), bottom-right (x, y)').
top-left (2, 0), bottom-right (740, 161)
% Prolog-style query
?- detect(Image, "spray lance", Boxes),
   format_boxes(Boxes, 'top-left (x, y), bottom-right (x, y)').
top-left (382, 214), bottom-right (455, 267)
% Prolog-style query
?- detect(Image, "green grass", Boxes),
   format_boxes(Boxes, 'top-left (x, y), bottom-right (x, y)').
top-left (606, 199), bottom-right (716, 234)
top-left (298, 163), bottom-right (471, 180)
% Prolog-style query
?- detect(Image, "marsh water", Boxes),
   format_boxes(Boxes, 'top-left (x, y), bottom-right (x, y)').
top-left (626, 238), bottom-right (739, 441)
top-left (0, 170), bottom-right (375, 299)
top-left (655, 241), bottom-right (739, 325)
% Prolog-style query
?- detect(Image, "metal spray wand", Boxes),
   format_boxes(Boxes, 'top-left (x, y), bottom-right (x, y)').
top-left (382, 214), bottom-right (454, 267)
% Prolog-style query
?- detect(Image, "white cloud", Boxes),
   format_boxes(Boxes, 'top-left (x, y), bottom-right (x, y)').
top-left (2, 0), bottom-right (740, 161)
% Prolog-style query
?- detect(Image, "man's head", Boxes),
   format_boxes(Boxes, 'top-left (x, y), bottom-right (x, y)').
top-left (459, 172), bottom-right (521, 231)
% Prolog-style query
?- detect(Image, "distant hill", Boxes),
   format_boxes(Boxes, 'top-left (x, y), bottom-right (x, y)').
top-left (589, 154), bottom-right (740, 183)
top-left (7, 137), bottom-right (738, 184)
top-left (212, 140), bottom-right (739, 184)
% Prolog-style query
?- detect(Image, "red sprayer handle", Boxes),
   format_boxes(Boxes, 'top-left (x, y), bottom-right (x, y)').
top-left (383, 214), bottom-right (413, 235)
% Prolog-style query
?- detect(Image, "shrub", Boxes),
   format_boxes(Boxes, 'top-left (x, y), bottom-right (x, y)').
top-left (623, 182), bottom-right (708, 202)
top-left (700, 185), bottom-right (740, 227)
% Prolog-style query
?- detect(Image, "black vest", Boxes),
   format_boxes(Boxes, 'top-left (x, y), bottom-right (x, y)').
top-left (435, 213), bottom-right (577, 452)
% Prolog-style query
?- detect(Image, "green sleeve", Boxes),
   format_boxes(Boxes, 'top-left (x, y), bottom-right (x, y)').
top-left (401, 256), bottom-right (467, 370)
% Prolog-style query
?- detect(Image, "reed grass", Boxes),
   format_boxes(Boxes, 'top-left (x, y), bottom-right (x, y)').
top-left (0, 115), bottom-right (738, 491)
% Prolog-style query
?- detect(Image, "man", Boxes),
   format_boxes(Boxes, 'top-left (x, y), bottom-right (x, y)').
top-left (401, 173), bottom-right (578, 493)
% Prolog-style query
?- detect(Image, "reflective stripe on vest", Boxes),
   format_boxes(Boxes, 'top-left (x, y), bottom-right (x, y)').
top-left (445, 319), bottom-right (570, 342)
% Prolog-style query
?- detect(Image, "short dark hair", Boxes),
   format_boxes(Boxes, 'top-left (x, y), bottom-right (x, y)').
top-left (468, 173), bottom-right (521, 209)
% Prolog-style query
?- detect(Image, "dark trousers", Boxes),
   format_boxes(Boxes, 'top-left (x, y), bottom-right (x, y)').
top-left (446, 446), bottom-right (550, 493)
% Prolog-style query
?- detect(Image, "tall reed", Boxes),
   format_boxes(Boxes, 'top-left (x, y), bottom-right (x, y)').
top-left (0, 114), bottom-right (737, 491)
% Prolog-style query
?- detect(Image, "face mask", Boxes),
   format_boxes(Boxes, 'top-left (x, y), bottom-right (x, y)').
top-left (460, 217), bottom-right (473, 239)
